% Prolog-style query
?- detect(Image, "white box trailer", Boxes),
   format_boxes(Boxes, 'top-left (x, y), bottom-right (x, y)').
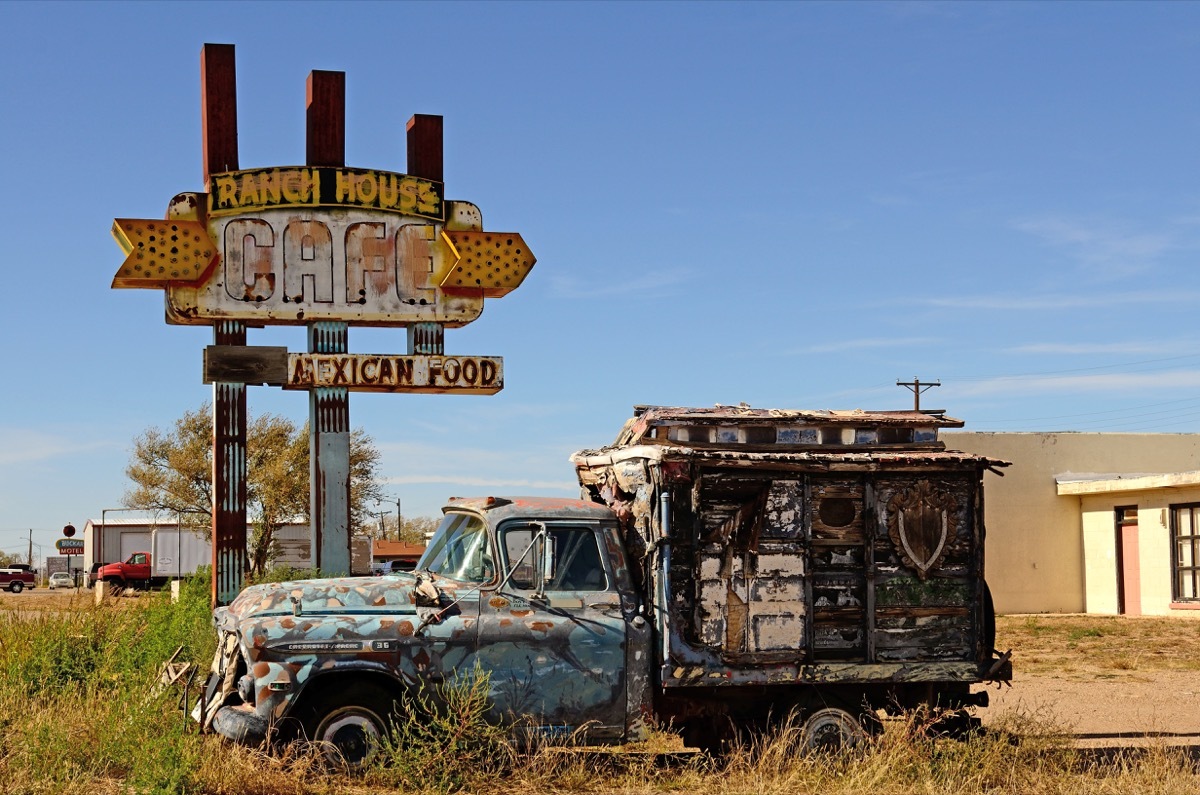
top-left (151, 527), bottom-right (209, 579)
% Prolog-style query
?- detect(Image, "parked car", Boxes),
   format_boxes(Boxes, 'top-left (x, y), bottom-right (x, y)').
top-left (48, 572), bottom-right (73, 589)
top-left (0, 568), bottom-right (36, 593)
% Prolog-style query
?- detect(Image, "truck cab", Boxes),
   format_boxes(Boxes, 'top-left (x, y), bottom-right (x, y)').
top-left (197, 497), bottom-right (650, 767)
top-left (97, 552), bottom-right (151, 592)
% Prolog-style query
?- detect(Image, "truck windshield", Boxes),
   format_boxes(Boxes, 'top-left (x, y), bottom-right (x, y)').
top-left (416, 512), bottom-right (493, 582)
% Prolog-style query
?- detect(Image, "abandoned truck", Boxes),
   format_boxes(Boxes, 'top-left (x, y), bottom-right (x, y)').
top-left (197, 405), bottom-right (1012, 764)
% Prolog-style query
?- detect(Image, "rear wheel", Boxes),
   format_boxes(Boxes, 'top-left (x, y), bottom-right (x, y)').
top-left (9, 581), bottom-right (22, 594)
top-left (800, 707), bottom-right (868, 752)
top-left (302, 683), bottom-right (396, 771)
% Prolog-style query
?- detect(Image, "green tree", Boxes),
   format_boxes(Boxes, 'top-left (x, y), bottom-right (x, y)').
top-left (124, 403), bottom-right (385, 575)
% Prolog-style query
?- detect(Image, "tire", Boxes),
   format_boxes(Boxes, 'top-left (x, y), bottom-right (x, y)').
top-left (106, 579), bottom-right (124, 597)
top-left (800, 707), bottom-right (868, 752)
top-left (9, 581), bottom-right (22, 594)
top-left (303, 683), bottom-right (395, 771)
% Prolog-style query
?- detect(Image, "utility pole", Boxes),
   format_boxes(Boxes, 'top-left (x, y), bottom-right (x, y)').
top-left (897, 377), bottom-right (941, 412)
top-left (27, 529), bottom-right (32, 567)
top-left (395, 496), bottom-right (403, 541)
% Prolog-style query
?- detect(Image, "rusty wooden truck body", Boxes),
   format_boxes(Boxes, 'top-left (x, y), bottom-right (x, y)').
top-left (571, 405), bottom-right (1011, 747)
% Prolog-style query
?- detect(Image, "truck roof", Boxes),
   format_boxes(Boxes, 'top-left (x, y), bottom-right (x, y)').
top-left (572, 404), bottom-right (1009, 471)
top-left (442, 496), bottom-right (615, 523)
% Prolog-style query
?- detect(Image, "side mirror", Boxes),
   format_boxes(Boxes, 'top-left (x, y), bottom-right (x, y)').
top-left (541, 533), bottom-right (556, 585)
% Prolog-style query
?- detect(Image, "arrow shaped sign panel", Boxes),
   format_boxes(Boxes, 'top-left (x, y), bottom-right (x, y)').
top-left (438, 231), bottom-right (536, 297)
top-left (111, 219), bottom-right (218, 288)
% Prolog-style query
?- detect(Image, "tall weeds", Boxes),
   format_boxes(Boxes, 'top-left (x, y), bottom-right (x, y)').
top-left (0, 594), bottom-right (1196, 794)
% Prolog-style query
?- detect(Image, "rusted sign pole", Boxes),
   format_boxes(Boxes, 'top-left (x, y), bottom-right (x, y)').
top-left (405, 115), bottom-right (445, 357)
top-left (306, 71), bottom-right (352, 575)
top-left (202, 44), bottom-right (248, 605)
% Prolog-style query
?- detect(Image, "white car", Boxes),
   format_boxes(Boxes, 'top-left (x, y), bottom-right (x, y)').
top-left (48, 572), bottom-right (73, 589)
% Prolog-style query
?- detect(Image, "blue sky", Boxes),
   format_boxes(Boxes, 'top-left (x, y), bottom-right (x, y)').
top-left (4, 1), bottom-right (1200, 562)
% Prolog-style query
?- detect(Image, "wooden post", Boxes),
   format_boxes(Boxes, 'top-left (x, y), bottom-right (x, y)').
top-left (306, 70), bottom-right (352, 575)
top-left (406, 114), bottom-right (443, 183)
top-left (406, 115), bottom-right (444, 356)
top-left (202, 43), bottom-right (247, 606)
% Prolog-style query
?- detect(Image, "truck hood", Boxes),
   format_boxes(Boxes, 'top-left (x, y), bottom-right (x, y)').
top-left (221, 574), bottom-right (423, 627)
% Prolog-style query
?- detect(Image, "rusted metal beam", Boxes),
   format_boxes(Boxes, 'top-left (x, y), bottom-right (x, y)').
top-left (202, 44), bottom-right (247, 606)
top-left (306, 71), bottom-right (345, 168)
top-left (305, 74), bottom-right (352, 575)
top-left (201, 43), bottom-right (238, 186)
top-left (211, 321), bottom-right (248, 606)
top-left (406, 114), bottom-right (443, 183)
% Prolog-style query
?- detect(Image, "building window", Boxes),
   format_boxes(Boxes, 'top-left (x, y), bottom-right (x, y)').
top-left (1171, 503), bottom-right (1200, 602)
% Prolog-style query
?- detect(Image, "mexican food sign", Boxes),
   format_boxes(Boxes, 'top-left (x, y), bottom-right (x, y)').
top-left (111, 165), bottom-right (535, 328)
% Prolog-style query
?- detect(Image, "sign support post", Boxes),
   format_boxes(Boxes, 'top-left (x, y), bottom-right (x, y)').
top-left (305, 71), bottom-right (352, 574)
top-left (202, 44), bottom-right (248, 605)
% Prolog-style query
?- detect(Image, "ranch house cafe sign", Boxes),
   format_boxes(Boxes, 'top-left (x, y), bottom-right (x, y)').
top-left (112, 164), bottom-right (534, 392)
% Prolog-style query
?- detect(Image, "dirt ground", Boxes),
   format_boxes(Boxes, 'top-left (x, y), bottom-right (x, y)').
top-left (989, 614), bottom-right (1200, 750)
top-left (985, 672), bottom-right (1200, 749)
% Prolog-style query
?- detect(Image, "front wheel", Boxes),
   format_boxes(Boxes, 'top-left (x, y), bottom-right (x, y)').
top-left (9, 581), bottom-right (22, 594)
top-left (303, 683), bottom-right (396, 771)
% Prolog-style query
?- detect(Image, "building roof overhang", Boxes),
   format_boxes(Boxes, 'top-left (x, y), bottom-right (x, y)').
top-left (1056, 470), bottom-right (1200, 496)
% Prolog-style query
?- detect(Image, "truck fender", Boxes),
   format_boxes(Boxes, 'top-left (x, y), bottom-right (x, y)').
top-left (280, 665), bottom-right (409, 728)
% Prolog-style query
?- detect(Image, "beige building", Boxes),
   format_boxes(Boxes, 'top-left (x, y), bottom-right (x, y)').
top-left (944, 432), bottom-right (1200, 615)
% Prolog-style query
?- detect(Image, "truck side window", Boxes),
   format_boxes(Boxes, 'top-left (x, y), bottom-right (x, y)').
top-left (501, 527), bottom-right (608, 592)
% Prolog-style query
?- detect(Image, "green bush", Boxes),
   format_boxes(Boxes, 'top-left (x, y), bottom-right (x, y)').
top-left (368, 664), bottom-right (516, 792)
top-left (0, 570), bottom-right (215, 794)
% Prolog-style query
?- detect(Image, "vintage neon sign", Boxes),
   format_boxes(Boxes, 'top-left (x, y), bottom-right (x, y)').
top-left (111, 174), bottom-right (534, 328)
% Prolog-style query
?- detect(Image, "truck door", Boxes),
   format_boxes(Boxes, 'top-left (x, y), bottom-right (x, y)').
top-left (476, 522), bottom-right (628, 741)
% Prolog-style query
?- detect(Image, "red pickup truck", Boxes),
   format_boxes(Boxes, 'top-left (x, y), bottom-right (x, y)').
top-left (95, 552), bottom-right (155, 593)
top-left (0, 567), bottom-right (36, 593)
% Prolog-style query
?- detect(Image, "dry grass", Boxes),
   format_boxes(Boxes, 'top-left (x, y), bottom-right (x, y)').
top-left (2, 596), bottom-right (1199, 794)
top-left (996, 614), bottom-right (1200, 678)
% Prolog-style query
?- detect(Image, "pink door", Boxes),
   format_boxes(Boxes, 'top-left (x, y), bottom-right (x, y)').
top-left (1116, 507), bottom-right (1140, 616)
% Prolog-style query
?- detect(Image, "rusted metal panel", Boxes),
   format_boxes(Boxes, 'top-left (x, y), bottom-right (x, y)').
top-left (211, 320), bottom-right (247, 606)
top-left (309, 321), bottom-right (350, 576)
top-left (203, 345), bottom-right (288, 385)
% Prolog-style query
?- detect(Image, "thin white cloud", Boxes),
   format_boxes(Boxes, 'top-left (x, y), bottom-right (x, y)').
top-left (0, 429), bottom-right (111, 466)
top-left (921, 291), bottom-right (1200, 311)
top-left (549, 268), bottom-right (689, 299)
top-left (1008, 341), bottom-right (1180, 355)
top-left (795, 337), bottom-right (939, 354)
top-left (948, 370), bottom-right (1200, 398)
top-left (1012, 216), bottom-right (1172, 278)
